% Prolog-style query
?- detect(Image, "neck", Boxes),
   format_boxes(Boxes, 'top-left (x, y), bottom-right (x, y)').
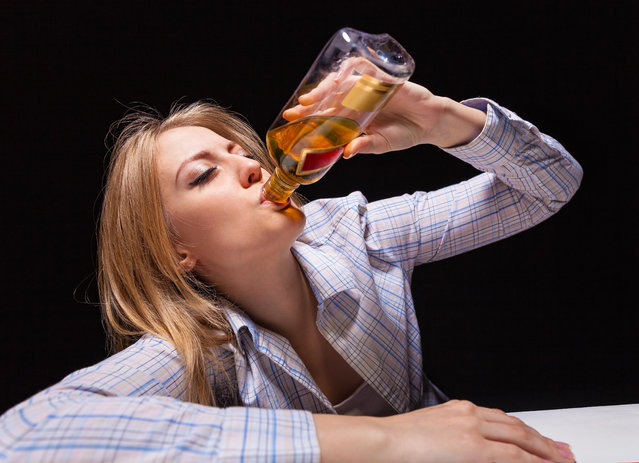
top-left (211, 249), bottom-right (318, 343)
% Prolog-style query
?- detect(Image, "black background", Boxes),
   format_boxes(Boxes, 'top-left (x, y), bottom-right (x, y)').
top-left (1, 0), bottom-right (637, 414)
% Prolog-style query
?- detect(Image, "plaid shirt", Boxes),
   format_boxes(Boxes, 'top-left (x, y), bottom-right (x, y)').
top-left (0, 98), bottom-right (582, 462)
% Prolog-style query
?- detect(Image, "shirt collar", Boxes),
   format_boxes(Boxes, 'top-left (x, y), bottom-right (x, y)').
top-left (292, 240), bottom-right (360, 309)
top-left (222, 239), bottom-right (360, 353)
top-left (223, 305), bottom-right (258, 356)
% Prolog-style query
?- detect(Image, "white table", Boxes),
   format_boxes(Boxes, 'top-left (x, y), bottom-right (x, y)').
top-left (509, 404), bottom-right (639, 463)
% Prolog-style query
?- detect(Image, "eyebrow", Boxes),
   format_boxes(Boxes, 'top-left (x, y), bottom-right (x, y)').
top-left (175, 150), bottom-right (213, 186)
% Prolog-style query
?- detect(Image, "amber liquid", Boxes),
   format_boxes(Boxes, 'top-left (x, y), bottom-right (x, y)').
top-left (263, 116), bottom-right (361, 202)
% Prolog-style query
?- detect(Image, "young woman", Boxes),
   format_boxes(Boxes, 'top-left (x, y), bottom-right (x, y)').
top-left (0, 79), bottom-right (582, 462)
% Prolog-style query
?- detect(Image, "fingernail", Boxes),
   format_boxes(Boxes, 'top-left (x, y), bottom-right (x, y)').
top-left (343, 151), bottom-right (357, 159)
top-left (555, 441), bottom-right (575, 460)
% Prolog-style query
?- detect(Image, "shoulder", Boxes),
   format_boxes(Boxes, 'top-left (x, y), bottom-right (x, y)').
top-left (302, 191), bottom-right (368, 222)
top-left (299, 191), bottom-right (419, 245)
top-left (299, 191), bottom-right (372, 244)
top-left (298, 192), bottom-right (366, 244)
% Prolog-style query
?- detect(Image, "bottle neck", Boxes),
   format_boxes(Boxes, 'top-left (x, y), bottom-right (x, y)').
top-left (262, 167), bottom-right (299, 203)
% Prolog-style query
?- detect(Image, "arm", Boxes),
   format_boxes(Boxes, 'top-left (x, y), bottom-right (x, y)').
top-left (0, 338), bottom-right (320, 462)
top-left (0, 389), bottom-right (319, 462)
top-left (1, 391), bottom-right (573, 463)
top-left (345, 85), bottom-right (582, 267)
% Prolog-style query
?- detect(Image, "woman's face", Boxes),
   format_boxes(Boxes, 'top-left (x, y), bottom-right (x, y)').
top-left (155, 125), bottom-right (305, 281)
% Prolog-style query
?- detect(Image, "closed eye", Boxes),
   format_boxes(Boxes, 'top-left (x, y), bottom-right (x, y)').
top-left (188, 166), bottom-right (218, 186)
top-left (228, 142), bottom-right (256, 160)
top-left (239, 151), bottom-right (256, 159)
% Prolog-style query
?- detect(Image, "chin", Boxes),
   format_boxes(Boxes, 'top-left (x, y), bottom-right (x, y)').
top-left (284, 206), bottom-right (307, 243)
top-left (283, 203), bottom-right (306, 223)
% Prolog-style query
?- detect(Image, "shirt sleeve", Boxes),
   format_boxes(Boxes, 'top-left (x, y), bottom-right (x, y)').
top-left (364, 97), bottom-right (583, 269)
top-left (0, 388), bottom-right (320, 462)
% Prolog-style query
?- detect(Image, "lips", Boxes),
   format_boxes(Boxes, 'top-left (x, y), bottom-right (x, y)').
top-left (259, 187), bottom-right (290, 210)
top-left (262, 198), bottom-right (291, 210)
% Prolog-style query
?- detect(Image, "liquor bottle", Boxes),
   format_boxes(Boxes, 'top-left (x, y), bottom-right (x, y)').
top-left (261, 27), bottom-right (415, 203)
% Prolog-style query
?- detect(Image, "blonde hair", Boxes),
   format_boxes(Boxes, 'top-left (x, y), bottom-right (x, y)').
top-left (98, 101), bottom-right (285, 406)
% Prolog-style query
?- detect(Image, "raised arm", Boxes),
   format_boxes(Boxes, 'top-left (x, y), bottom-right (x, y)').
top-left (342, 83), bottom-right (583, 267)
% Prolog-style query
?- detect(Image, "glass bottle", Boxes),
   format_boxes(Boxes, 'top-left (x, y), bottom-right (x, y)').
top-left (261, 27), bottom-right (415, 203)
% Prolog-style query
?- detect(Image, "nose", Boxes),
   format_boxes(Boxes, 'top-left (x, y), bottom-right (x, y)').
top-left (236, 155), bottom-right (263, 188)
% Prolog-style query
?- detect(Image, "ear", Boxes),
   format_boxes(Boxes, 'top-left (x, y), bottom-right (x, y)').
top-left (176, 246), bottom-right (197, 273)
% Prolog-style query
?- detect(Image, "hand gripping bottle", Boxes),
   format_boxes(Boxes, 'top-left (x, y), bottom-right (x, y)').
top-left (261, 27), bottom-right (415, 203)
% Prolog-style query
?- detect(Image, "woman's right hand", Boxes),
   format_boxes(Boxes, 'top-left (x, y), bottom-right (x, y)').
top-left (282, 60), bottom-right (486, 156)
top-left (314, 400), bottom-right (575, 463)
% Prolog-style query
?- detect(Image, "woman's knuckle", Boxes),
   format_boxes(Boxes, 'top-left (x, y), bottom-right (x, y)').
top-left (511, 424), bottom-right (530, 441)
top-left (456, 400), bottom-right (476, 414)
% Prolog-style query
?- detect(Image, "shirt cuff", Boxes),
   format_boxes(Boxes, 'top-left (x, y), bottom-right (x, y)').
top-left (441, 97), bottom-right (519, 171)
top-left (220, 407), bottom-right (320, 462)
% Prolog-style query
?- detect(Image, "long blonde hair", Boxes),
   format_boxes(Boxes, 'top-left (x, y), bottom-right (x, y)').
top-left (98, 101), bottom-right (280, 406)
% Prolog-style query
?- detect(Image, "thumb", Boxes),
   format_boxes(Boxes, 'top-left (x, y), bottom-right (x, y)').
top-left (343, 133), bottom-right (389, 159)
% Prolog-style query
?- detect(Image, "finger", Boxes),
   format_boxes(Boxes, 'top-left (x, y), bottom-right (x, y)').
top-left (282, 76), bottom-right (340, 121)
top-left (478, 409), bottom-right (563, 454)
top-left (282, 105), bottom-right (309, 121)
top-left (344, 131), bottom-right (395, 157)
top-left (298, 72), bottom-right (340, 105)
top-left (283, 105), bottom-right (339, 122)
top-left (480, 420), bottom-right (574, 463)
top-left (294, 57), bottom-right (380, 108)
top-left (343, 135), bottom-right (369, 158)
top-left (342, 140), bottom-right (358, 159)
top-left (482, 440), bottom-right (558, 463)
top-left (284, 57), bottom-right (386, 122)
top-left (449, 403), bottom-right (575, 463)
top-left (554, 441), bottom-right (576, 462)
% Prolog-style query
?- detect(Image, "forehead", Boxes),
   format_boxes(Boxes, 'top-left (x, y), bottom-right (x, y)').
top-left (156, 125), bottom-right (228, 160)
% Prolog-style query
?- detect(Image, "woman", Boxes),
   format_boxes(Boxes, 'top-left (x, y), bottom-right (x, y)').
top-left (0, 78), bottom-right (582, 462)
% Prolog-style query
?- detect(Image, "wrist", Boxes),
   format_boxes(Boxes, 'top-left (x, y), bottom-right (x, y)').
top-left (428, 96), bottom-right (487, 149)
top-left (314, 414), bottom-right (387, 463)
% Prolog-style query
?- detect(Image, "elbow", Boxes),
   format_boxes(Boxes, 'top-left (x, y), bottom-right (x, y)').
top-left (549, 155), bottom-right (584, 209)
top-left (527, 159), bottom-right (584, 218)
top-left (562, 157), bottom-right (584, 205)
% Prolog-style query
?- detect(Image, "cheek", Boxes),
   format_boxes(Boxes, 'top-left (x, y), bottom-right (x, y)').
top-left (174, 207), bottom-right (244, 250)
top-left (169, 197), bottom-right (306, 270)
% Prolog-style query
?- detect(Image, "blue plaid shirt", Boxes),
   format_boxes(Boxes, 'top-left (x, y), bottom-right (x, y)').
top-left (0, 98), bottom-right (582, 462)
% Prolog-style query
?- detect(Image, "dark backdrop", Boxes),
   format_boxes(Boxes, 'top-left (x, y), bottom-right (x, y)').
top-left (2, 0), bottom-right (637, 414)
